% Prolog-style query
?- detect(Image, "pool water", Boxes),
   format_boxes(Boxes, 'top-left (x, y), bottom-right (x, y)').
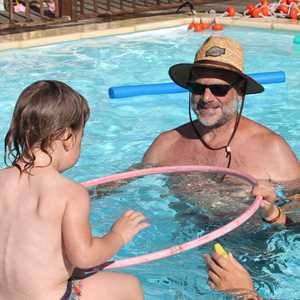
top-left (1, 26), bottom-right (300, 299)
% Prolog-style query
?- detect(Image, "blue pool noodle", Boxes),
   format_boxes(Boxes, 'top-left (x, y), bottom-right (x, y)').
top-left (108, 71), bottom-right (286, 99)
top-left (293, 35), bottom-right (300, 44)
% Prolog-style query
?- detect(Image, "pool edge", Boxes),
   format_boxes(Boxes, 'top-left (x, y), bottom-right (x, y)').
top-left (1, 14), bottom-right (300, 51)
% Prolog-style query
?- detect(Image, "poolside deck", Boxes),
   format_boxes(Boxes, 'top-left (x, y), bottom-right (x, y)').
top-left (1, 0), bottom-right (300, 51)
top-left (0, 0), bottom-right (256, 34)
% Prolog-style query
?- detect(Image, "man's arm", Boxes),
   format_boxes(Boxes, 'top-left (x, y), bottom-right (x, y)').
top-left (204, 252), bottom-right (263, 300)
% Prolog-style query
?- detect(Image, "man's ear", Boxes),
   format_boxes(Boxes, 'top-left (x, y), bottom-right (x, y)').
top-left (62, 128), bottom-right (75, 151)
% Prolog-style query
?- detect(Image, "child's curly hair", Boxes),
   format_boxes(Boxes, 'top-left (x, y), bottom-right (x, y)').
top-left (5, 80), bottom-right (90, 174)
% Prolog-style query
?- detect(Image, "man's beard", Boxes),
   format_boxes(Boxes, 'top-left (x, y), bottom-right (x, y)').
top-left (194, 98), bottom-right (240, 128)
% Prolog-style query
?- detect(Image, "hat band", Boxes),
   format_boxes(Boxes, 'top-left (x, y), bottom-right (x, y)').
top-left (194, 60), bottom-right (244, 76)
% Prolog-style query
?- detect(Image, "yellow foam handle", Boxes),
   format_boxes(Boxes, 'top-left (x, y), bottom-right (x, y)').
top-left (214, 243), bottom-right (228, 258)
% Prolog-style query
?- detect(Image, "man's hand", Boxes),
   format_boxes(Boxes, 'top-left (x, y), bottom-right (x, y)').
top-left (252, 181), bottom-right (279, 220)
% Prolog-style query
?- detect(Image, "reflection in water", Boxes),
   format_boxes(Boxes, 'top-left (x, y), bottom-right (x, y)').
top-left (167, 172), bottom-right (252, 210)
top-left (88, 171), bottom-right (300, 299)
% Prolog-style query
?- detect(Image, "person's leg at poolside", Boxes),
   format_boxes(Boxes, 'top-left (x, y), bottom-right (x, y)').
top-left (79, 271), bottom-right (144, 300)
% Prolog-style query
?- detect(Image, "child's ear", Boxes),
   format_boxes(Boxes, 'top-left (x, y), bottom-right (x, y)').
top-left (62, 128), bottom-right (75, 151)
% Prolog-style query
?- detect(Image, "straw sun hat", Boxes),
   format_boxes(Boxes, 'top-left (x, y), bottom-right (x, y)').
top-left (169, 36), bottom-right (264, 95)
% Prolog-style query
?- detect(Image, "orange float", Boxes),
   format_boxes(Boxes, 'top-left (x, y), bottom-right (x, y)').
top-left (278, 4), bottom-right (289, 14)
top-left (290, 7), bottom-right (300, 19)
top-left (211, 23), bottom-right (224, 31)
top-left (187, 22), bottom-right (195, 30)
top-left (226, 6), bottom-right (236, 17)
top-left (201, 22), bottom-right (211, 30)
top-left (261, 6), bottom-right (270, 16)
top-left (251, 7), bottom-right (261, 17)
top-left (246, 3), bottom-right (256, 14)
top-left (194, 23), bottom-right (204, 32)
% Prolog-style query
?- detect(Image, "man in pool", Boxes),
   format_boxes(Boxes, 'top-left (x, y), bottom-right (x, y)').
top-left (143, 35), bottom-right (300, 183)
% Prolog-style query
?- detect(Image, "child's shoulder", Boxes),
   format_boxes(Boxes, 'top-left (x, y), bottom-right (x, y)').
top-left (52, 175), bottom-right (90, 211)
top-left (37, 171), bottom-right (89, 206)
top-left (50, 173), bottom-right (88, 199)
top-left (0, 167), bottom-right (22, 184)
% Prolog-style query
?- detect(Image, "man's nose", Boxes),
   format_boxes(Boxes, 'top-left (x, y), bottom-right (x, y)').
top-left (202, 87), bottom-right (214, 101)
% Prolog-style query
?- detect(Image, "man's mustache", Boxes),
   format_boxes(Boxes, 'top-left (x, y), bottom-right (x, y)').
top-left (197, 101), bottom-right (220, 110)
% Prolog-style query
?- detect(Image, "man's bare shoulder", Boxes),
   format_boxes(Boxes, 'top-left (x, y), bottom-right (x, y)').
top-left (253, 129), bottom-right (295, 159)
top-left (241, 117), bottom-right (300, 181)
top-left (242, 117), bottom-right (291, 151)
top-left (241, 117), bottom-right (272, 134)
top-left (143, 124), bottom-right (189, 165)
top-left (151, 128), bottom-right (182, 145)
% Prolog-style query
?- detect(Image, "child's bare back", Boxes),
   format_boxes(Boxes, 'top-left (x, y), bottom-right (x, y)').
top-left (0, 167), bottom-right (76, 299)
top-left (0, 80), bottom-right (148, 300)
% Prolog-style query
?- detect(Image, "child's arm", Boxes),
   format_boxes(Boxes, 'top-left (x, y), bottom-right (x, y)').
top-left (62, 183), bottom-right (149, 269)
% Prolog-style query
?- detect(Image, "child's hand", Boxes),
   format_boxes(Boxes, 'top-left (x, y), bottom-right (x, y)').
top-left (111, 210), bottom-right (150, 245)
top-left (252, 181), bottom-right (277, 219)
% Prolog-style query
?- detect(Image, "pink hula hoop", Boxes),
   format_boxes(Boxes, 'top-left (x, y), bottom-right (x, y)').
top-left (81, 166), bottom-right (262, 269)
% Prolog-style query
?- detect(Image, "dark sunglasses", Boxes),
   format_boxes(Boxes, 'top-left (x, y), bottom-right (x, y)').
top-left (188, 82), bottom-right (237, 97)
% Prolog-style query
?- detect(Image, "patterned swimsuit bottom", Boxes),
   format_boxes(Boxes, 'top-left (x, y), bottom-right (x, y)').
top-left (60, 263), bottom-right (109, 300)
top-left (60, 280), bottom-right (81, 300)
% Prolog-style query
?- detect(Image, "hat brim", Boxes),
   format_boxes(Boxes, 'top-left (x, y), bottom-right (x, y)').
top-left (169, 63), bottom-right (264, 95)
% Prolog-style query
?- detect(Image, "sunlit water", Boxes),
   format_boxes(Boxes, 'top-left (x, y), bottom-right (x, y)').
top-left (1, 26), bottom-right (300, 299)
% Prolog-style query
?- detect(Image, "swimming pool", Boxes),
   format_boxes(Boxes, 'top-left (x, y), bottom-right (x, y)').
top-left (1, 25), bottom-right (300, 299)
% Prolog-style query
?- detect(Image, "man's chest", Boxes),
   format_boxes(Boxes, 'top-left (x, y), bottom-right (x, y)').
top-left (162, 141), bottom-right (271, 179)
